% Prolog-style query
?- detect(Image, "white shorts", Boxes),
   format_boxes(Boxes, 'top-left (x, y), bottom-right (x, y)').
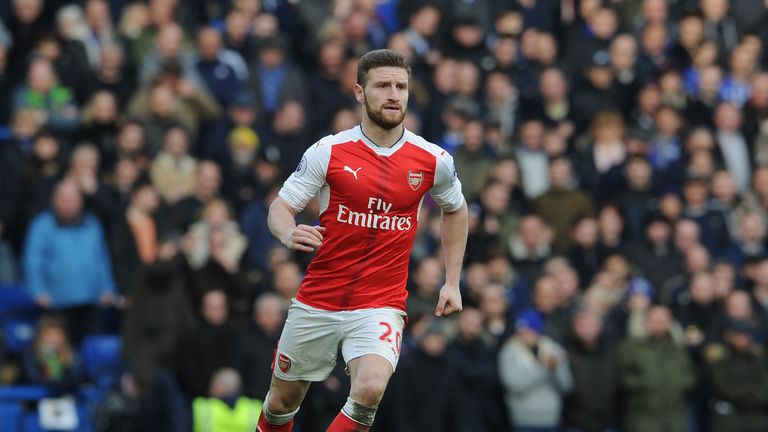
top-left (273, 299), bottom-right (406, 382)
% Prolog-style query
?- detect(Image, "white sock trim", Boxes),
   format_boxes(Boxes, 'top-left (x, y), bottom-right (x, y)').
top-left (341, 397), bottom-right (377, 426)
top-left (263, 392), bottom-right (299, 426)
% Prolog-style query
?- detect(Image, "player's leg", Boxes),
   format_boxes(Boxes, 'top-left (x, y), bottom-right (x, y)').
top-left (259, 300), bottom-right (343, 431)
top-left (328, 308), bottom-right (405, 432)
top-left (257, 377), bottom-right (310, 432)
top-left (326, 354), bottom-right (394, 432)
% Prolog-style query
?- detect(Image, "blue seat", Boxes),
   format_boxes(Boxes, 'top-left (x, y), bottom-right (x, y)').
top-left (80, 335), bottom-right (122, 389)
top-left (0, 402), bottom-right (23, 432)
top-left (0, 385), bottom-right (49, 402)
top-left (0, 286), bottom-right (36, 320)
top-left (2, 318), bottom-right (36, 353)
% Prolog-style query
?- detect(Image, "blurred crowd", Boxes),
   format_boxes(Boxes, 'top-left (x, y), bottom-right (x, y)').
top-left (2, 0), bottom-right (768, 431)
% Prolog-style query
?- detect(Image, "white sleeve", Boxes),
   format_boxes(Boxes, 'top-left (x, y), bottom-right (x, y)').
top-left (278, 141), bottom-right (330, 212)
top-left (430, 150), bottom-right (465, 212)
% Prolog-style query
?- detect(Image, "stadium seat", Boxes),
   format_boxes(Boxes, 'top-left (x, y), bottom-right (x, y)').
top-left (2, 318), bottom-right (36, 353)
top-left (0, 402), bottom-right (23, 432)
top-left (0, 286), bottom-right (36, 320)
top-left (80, 335), bottom-right (122, 389)
top-left (0, 385), bottom-right (49, 402)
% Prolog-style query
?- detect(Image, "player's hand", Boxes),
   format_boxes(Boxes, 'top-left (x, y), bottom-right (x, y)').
top-left (435, 283), bottom-right (462, 317)
top-left (282, 225), bottom-right (326, 252)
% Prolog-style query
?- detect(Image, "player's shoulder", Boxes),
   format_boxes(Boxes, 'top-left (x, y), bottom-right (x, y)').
top-left (405, 130), bottom-right (452, 162)
top-left (313, 126), bottom-right (362, 151)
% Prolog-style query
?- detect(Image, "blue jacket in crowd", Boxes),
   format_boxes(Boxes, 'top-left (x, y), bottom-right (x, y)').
top-left (22, 211), bottom-right (115, 308)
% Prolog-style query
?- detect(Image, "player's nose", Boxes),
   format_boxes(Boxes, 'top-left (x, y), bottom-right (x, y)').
top-left (386, 85), bottom-right (400, 101)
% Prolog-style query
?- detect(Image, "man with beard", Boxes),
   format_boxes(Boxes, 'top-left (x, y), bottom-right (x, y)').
top-left (257, 49), bottom-right (468, 432)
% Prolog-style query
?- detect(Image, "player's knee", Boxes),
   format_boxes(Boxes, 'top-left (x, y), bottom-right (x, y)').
top-left (266, 390), bottom-right (302, 414)
top-left (351, 378), bottom-right (387, 406)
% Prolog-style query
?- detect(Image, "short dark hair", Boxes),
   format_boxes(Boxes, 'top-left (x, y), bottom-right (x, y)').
top-left (356, 49), bottom-right (411, 88)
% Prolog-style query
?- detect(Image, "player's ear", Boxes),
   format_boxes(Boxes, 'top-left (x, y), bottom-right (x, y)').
top-left (354, 83), bottom-right (365, 103)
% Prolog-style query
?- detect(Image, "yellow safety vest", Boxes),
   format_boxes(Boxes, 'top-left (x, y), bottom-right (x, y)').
top-left (193, 396), bottom-right (263, 432)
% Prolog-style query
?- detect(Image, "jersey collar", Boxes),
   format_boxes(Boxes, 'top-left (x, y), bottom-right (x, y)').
top-left (357, 124), bottom-right (409, 156)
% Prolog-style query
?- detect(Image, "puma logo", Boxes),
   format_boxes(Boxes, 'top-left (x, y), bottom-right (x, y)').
top-left (343, 165), bottom-right (362, 180)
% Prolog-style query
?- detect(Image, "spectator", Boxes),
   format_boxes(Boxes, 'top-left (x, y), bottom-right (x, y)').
top-left (238, 293), bottom-right (286, 399)
top-left (562, 308), bottom-right (619, 432)
top-left (12, 57), bottom-right (80, 134)
top-left (614, 155), bottom-right (656, 241)
top-left (713, 102), bottom-right (752, 192)
top-left (619, 305), bottom-right (695, 432)
top-left (701, 0), bottom-right (739, 60)
top-left (6, 0), bottom-right (47, 86)
top-left (90, 43), bottom-right (137, 110)
top-left (127, 72), bottom-right (220, 154)
top-left (705, 319), bottom-right (768, 432)
top-left (247, 36), bottom-right (307, 120)
top-left (406, 256), bottom-right (443, 319)
top-left (623, 212), bottom-right (685, 292)
top-left (479, 283), bottom-right (513, 344)
top-left (453, 118), bottom-right (494, 202)
top-left (159, 160), bottom-right (222, 233)
top-left (680, 174), bottom-right (730, 258)
top-left (259, 99), bottom-right (310, 176)
top-left (183, 198), bottom-right (249, 313)
top-left (726, 211), bottom-right (767, 268)
top-left (150, 126), bottom-right (199, 205)
top-left (673, 218), bottom-right (702, 257)
top-left (121, 235), bottom-right (195, 387)
top-left (532, 156), bottom-right (595, 254)
top-left (77, 90), bottom-right (120, 169)
top-left (515, 119), bottom-right (549, 199)
top-left (387, 320), bottom-right (461, 432)
top-left (576, 110), bottom-right (628, 195)
top-left (22, 315), bottom-right (83, 396)
top-left (607, 276), bottom-right (655, 341)
top-left (114, 119), bottom-right (150, 170)
top-left (568, 216), bottom-right (601, 287)
top-left (471, 179), bottom-right (518, 257)
top-left (139, 22), bottom-right (204, 89)
top-left (672, 272), bottom-right (725, 352)
top-left (610, 34), bottom-right (642, 118)
top-left (23, 180), bottom-right (116, 344)
top-left (221, 125), bottom-right (262, 213)
top-left (499, 309), bottom-right (573, 431)
top-left (192, 368), bottom-right (262, 432)
top-left (108, 180), bottom-right (160, 295)
top-left (596, 204), bottom-right (626, 259)
top-left (445, 308), bottom-right (509, 432)
top-left (194, 26), bottom-right (248, 107)
top-left (175, 289), bottom-right (239, 399)
top-left (64, 144), bottom-right (120, 227)
top-left (269, 260), bottom-right (302, 306)
top-left (530, 275), bottom-right (570, 342)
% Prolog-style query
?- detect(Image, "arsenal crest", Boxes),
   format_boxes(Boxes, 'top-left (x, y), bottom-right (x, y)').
top-left (277, 353), bottom-right (292, 373)
top-left (408, 170), bottom-right (423, 191)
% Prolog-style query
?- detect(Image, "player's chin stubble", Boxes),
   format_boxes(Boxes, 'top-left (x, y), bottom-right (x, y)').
top-left (364, 97), bottom-right (405, 130)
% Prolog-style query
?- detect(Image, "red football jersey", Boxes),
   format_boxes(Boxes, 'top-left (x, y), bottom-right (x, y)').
top-left (278, 126), bottom-right (464, 312)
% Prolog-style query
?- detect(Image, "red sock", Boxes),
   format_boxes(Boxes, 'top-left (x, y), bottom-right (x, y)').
top-left (256, 411), bottom-right (294, 432)
top-left (326, 411), bottom-right (370, 432)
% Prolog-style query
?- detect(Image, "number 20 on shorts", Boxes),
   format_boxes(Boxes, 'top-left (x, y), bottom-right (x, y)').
top-left (379, 321), bottom-right (402, 357)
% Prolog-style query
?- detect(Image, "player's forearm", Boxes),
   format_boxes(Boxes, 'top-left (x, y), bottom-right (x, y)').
top-left (440, 201), bottom-right (468, 286)
top-left (268, 197), bottom-right (298, 245)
